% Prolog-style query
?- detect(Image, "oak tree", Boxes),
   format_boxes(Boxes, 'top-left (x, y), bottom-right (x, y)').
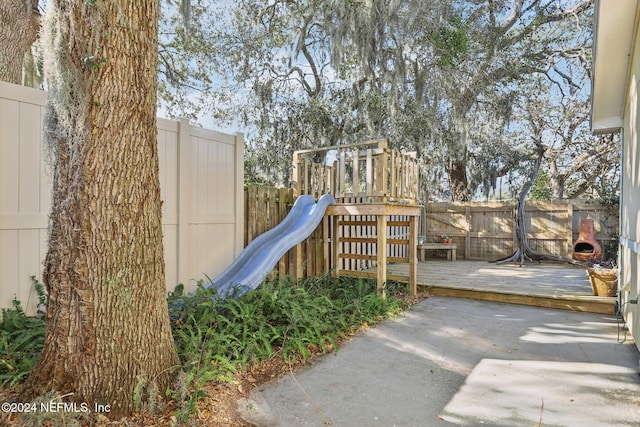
top-left (21, 0), bottom-right (179, 417)
top-left (0, 0), bottom-right (40, 84)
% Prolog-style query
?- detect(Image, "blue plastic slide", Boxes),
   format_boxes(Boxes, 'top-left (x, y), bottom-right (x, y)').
top-left (206, 194), bottom-right (336, 298)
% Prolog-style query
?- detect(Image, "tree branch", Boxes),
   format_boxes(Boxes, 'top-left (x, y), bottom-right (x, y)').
top-left (499, 0), bottom-right (526, 29)
top-left (542, 0), bottom-right (595, 24)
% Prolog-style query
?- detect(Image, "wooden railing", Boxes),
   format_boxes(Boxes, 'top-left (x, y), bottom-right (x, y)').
top-left (293, 140), bottom-right (419, 204)
top-left (295, 160), bottom-right (333, 200)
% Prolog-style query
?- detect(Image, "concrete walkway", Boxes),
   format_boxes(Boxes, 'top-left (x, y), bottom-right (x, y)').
top-left (238, 297), bottom-right (640, 427)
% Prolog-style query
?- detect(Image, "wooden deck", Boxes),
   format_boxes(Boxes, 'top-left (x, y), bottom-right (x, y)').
top-left (383, 260), bottom-right (617, 314)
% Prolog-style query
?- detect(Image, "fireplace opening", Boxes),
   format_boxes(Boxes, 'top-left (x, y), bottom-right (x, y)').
top-left (572, 219), bottom-right (602, 261)
top-left (574, 242), bottom-right (596, 253)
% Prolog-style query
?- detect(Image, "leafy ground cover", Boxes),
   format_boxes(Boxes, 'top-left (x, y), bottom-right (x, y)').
top-left (0, 275), bottom-right (422, 426)
top-left (0, 278), bottom-right (46, 391)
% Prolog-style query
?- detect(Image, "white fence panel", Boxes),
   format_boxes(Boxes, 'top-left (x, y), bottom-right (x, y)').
top-left (0, 83), bottom-right (50, 315)
top-left (0, 81), bottom-right (244, 314)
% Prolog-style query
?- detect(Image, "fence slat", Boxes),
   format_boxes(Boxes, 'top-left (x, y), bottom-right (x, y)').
top-left (1, 82), bottom-right (244, 314)
top-left (424, 201), bottom-right (619, 260)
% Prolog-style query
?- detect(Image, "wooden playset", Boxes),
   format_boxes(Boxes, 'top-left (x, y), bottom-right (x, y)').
top-left (292, 140), bottom-right (421, 296)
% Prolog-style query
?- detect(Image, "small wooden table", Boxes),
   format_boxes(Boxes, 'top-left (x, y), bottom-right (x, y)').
top-left (418, 243), bottom-right (457, 261)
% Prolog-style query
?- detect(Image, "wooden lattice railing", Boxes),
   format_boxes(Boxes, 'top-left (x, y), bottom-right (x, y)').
top-left (293, 139), bottom-right (419, 204)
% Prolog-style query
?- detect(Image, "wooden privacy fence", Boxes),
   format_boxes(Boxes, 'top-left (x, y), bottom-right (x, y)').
top-left (244, 185), bottom-right (415, 281)
top-left (244, 185), bottom-right (327, 279)
top-left (0, 81), bottom-right (244, 314)
top-left (423, 201), bottom-right (619, 261)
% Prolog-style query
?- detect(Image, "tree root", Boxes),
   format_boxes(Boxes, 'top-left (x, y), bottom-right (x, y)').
top-left (491, 247), bottom-right (584, 266)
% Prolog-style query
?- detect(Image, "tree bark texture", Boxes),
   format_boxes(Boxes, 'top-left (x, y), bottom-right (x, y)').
top-left (23, 0), bottom-right (179, 417)
top-left (0, 0), bottom-right (40, 84)
top-left (448, 157), bottom-right (470, 202)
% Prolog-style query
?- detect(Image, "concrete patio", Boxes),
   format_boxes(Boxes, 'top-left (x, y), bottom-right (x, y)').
top-left (238, 296), bottom-right (640, 426)
top-left (237, 260), bottom-right (638, 426)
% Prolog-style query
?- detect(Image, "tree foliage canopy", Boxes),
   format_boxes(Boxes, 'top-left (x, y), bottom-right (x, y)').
top-left (4, 1), bottom-right (615, 201)
top-left (158, 0), bottom-right (614, 201)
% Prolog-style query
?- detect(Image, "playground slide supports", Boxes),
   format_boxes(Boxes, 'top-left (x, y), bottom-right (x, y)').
top-left (210, 193), bottom-right (420, 299)
top-left (326, 203), bottom-right (420, 297)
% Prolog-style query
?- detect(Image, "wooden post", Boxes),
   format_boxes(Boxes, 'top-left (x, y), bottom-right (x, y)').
top-left (352, 150), bottom-right (359, 197)
top-left (365, 149), bottom-right (373, 199)
top-left (332, 215), bottom-right (341, 278)
top-left (389, 150), bottom-right (397, 199)
top-left (567, 202), bottom-right (574, 257)
top-left (292, 150), bottom-right (301, 196)
top-left (293, 243), bottom-right (303, 280)
top-left (409, 215), bottom-right (418, 296)
top-left (465, 205), bottom-right (471, 260)
top-left (338, 152), bottom-right (346, 200)
top-left (323, 214), bottom-right (330, 274)
top-left (246, 185), bottom-right (256, 244)
top-left (303, 160), bottom-right (309, 197)
top-left (278, 188), bottom-right (290, 276)
top-left (332, 160), bottom-right (337, 199)
top-left (377, 214), bottom-right (388, 297)
top-left (292, 183), bottom-right (304, 277)
top-left (315, 162), bottom-right (321, 198)
top-left (409, 215), bottom-right (417, 296)
top-left (381, 149), bottom-right (389, 202)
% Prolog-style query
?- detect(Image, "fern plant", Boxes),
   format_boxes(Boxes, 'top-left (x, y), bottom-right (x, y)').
top-left (0, 277), bottom-right (47, 389)
top-left (1, 271), bottom-right (411, 425)
top-left (167, 274), bottom-right (411, 421)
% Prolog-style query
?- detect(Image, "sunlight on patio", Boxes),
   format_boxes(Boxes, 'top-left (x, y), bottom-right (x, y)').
top-left (474, 265), bottom-right (585, 280)
top-left (366, 321), bottom-right (473, 376)
top-left (520, 322), bottom-right (623, 344)
top-left (439, 359), bottom-right (640, 426)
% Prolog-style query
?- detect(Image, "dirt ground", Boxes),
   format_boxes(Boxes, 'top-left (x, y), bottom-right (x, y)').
top-left (0, 347), bottom-right (309, 427)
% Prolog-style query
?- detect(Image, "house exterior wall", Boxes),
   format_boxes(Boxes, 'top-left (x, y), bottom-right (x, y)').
top-left (620, 20), bottom-right (640, 348)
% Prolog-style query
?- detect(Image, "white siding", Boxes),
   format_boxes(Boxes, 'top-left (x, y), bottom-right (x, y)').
top-left (620, 23), bottom-right (640, 348)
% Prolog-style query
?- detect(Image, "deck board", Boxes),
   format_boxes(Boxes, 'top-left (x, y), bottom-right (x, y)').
top-left (382, 260), bottom-right (617, 314)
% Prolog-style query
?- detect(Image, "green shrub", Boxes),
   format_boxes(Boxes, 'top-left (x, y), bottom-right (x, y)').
top-left (0, 274), bottom-right (411, 423)
top-left (0, 277), bottom-right (46, 389)
top-left (167, 275), bottom-right (410, 420)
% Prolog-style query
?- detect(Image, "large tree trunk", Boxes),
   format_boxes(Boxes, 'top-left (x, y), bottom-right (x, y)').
top-left (0, 0), bottom-right (40, 84)
top-left (493, 143), bottom-right (578, 266)
top-left (548, 161), bottom-right (566, 200)
top-left (21, 0), bottom-right (179, 418)
top-left (448, 157), bottom-right (470, 202)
